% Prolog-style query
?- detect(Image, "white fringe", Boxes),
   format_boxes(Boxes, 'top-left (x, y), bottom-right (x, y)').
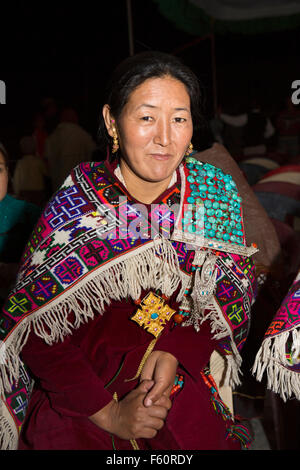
top-left (0, 399), bottom-right (18, 450)
top-left (0, 237), bottom-right (183, 399)
top-left (252, 327), bottom-right (300, 401)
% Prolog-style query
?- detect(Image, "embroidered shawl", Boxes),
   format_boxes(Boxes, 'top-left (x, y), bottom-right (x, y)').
top-left (0, 156), bottom-right (258, 449)
top-left (253, 269), bottom-right (300, 401)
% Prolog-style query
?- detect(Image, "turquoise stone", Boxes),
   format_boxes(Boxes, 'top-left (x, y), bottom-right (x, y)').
top-left (223, 233), bottom-right (230, 241)
top-left (215, 209), bottom-right (223, 218)
top-left (206, 178), bottom-right (215, 185)
top-left (206, 208), bottom-right (214, 216)
top-left (187, 196), bottom-right (195, 203)
top-left (207, 170), bottom-right (215, 178)
top-left (185, 210), bottom-right (193, 219)
top-left (189, 170), bottom-right (198, 176)
top-left (187, 175), bottom-right (195, 183)
top-left (151, 313), bottom-right (159, 319)
top-left (200, 192), bottom-right (206, 199)
top-left (207, 194), bottom-right (215, 199)
top-left (225, 183), bottom-right (232, 191)
top-left (208, 186), bottom-right (217, 194)
top-left (220, 203), bottom-right (228, 210)
top-left (224, 174), bottom-right (232, 182)
top-left (204, 200), bottom-right (212, 208)
top-left (195, 176), bottom-right (205, 184)
top-left (208, 216), bottom-right (215, 223)
top-left (191, 191), bottom-right (200, 197)
top-left (208, 229), bottom-right (216, 237)
top-left (216, 232), bottom-right (222, 239)
top-left (206, 222), bottom-right (212, 229)
top-left (199, 184), bottom-right (208, 192)
top-left (196, 198), bottom-right (203, 204)
top-left (187, 224), bottom-right (196, 233)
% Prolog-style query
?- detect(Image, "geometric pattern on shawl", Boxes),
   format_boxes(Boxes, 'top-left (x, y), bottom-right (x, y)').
top-left (253, 270), bottom-right (300, 401)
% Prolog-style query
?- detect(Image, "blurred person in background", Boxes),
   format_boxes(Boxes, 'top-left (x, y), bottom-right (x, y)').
top-left (0, 142), bottom-right (40, 307)
top-left (45, 107), bottom-right (96, 191)
top-left (13, 136), bottom-right (49, 207)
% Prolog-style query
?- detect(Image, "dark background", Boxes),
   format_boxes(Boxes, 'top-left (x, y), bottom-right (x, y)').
top-left (1, 0), bottom-right (300, 158)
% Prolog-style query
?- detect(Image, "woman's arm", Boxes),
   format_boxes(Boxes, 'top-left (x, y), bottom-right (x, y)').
top-left (21, 327), bottom-right (172, 439)
top-left (21, 329), bottom-right (113, 418)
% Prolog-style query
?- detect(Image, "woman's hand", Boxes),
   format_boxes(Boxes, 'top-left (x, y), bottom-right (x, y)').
top-left (89, 379), bottom-right (172, 440)
top-left (140, 350), bottom-right (178, 407)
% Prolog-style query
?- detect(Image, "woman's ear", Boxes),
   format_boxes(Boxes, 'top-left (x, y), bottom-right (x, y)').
top-left (102, 104), bottom-right (115, 138)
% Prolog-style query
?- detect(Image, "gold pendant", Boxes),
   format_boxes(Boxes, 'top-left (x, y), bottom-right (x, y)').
top-left (131, 292), bottom-right (176, 338)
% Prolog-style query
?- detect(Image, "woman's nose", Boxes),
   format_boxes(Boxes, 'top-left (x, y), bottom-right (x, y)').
top-left (153, 119), bottom-right (171, 146)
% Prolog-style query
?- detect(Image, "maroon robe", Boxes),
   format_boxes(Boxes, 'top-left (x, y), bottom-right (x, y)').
top-left (18, 288), bottom-right (240, 450)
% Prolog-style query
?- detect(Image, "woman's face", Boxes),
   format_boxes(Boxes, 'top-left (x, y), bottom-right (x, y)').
top-left (0, 152), bottom-right (8, 201)
top-left (104, 75), bottom-right (193, 184)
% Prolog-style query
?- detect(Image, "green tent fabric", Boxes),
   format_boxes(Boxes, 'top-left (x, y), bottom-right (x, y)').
top-left (153, 0), bottom-right (300, 35)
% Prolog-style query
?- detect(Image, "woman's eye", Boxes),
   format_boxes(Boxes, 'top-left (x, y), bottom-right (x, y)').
top-left (174, 117), bottom-right (186, 123)
top-left (141, 116), bottom-right (153, 121)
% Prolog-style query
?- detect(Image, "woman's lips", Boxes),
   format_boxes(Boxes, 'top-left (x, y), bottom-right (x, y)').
top-left (150, 153), bottom-right (172, 161)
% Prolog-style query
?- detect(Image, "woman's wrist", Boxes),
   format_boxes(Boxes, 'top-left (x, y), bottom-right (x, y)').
top-left (89, 399), bottom-right (118, 433)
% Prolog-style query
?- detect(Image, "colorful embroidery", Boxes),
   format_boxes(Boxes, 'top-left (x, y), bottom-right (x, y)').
top-left (253, 272), bottom-right (300, 401)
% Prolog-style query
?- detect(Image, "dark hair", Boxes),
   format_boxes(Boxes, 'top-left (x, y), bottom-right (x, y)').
top-left (98, 51), bottom-right (205, 151)
top-left (0, 142), bottom-right (9, 167)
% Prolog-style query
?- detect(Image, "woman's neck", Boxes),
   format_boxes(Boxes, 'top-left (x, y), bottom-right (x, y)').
top-left (118, 160), bottom-right (174, 204)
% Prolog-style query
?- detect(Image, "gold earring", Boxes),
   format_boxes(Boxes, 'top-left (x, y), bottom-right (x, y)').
top-left (112, 128), bottom-right (119, 153)
top-left (185, 142), bottom-right (193, 156)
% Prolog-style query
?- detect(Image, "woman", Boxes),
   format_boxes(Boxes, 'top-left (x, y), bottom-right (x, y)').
top-left (0, 52), bottom-right (258, 450)
top-left (0, 143), bottom-right (40, 306)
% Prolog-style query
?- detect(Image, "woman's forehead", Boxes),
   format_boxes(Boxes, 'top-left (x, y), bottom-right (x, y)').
top-left (124, 76), bottom-right (190, 110)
